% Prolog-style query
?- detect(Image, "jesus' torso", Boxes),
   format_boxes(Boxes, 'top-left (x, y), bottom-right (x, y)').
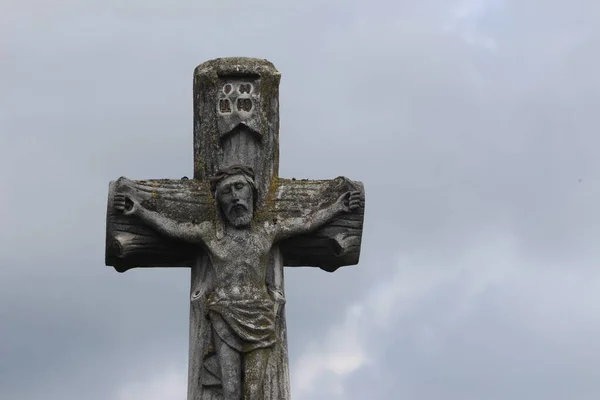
top-left (198, 222), bottom-right (279, 351)
top-left (204, 223), bottom-right (275, 293)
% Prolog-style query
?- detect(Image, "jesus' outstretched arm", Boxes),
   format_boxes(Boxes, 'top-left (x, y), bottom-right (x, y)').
top-left (274, 190), bottom-right (362, 241)
top-left (114, 193), bottom-right (212, 244)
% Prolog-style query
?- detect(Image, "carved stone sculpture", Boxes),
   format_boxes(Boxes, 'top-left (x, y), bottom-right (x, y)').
top-left (105, 57), bottom-right (366, 400)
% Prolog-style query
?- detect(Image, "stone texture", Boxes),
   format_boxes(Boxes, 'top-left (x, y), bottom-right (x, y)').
top-left (193, 58), bottom-right (281, 204)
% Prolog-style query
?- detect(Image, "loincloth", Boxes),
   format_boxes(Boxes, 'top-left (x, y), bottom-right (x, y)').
top-left (205, 289), bottom-right (276, 353)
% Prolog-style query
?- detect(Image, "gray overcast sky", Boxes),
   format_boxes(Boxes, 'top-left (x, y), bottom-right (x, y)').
top-left (2, 0), bottom-right (600, 399)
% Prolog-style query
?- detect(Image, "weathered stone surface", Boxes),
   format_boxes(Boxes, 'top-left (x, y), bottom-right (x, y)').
top-left (193, 58), bottom-right (281, 204)
top-left (104, 57), bottom-right (366, 400)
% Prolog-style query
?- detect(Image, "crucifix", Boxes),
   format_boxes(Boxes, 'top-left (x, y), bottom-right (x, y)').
top-left (105, 57), bottom-right (366, 400)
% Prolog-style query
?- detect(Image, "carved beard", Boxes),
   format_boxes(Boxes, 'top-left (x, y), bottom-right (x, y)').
top-left (224, 203), bottom-right (253, 227)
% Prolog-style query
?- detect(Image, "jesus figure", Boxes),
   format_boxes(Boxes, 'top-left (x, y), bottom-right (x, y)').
top-left (114, 165), bottom-right (361, 400)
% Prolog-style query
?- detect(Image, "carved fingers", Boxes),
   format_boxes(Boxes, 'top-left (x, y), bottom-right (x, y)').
top-left (337, 190), bottom-right (363, 213)
top-left (114, 193), bottom-right (137, 216)
top-left (347, 191), bottom-right (362, 211)
top-left (113, 179), bottom-right (153, 216)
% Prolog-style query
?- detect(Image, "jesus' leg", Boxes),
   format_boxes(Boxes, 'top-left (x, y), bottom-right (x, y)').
top-left (243, 347), bottom-right (271, 400)
top-left (213, 332), bottom-right (242, 400)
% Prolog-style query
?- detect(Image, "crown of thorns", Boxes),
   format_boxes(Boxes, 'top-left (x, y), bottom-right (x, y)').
top-left (209, 165), bottom-right (256, 196)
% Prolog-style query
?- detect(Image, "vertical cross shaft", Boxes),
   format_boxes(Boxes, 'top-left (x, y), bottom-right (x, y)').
top-left (192, 58), bottom-right (281, 202)
top-left (189, 58), bottom-right (289, 399)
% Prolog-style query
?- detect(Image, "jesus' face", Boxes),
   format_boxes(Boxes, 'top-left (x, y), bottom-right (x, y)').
top-left (215, 174), bottom-right (254, 228)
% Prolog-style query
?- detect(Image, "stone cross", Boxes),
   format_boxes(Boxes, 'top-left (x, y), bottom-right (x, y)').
top-left (105, 57), bottom-right (366, 400)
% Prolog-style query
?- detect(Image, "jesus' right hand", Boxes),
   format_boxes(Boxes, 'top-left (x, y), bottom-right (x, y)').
top-left (114, 194), bottom-right (138, 216)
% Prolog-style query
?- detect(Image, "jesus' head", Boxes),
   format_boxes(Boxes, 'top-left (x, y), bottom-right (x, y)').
top-left (210, 165), bottom-right (257, 228)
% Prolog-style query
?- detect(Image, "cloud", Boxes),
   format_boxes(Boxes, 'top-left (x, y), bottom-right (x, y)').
top-left (113, 365), bottom-right (187, 400)
top-left (444, 0), bottom-right (500, 50)
top-left (294, 233), bottom-right (600, 399)
top-left (293, 304), bottom-right (367, 398)
top-left (292, 233), bottom-right (519, 399)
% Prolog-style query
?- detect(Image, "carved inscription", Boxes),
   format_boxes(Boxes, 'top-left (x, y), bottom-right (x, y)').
top-left (219, 99), bottom-right (232, 113)
top-left (239, 83), bottom-right (252, 94)
top-left (218, 82), bottom-right (255, 115)
top-left (237, 98), bottom-right (252, 112)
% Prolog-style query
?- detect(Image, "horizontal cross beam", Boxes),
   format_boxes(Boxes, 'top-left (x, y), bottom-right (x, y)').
top-left (105, 176), bottom-right (365, 273)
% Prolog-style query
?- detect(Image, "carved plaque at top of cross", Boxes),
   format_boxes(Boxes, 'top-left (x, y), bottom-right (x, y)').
top-left (105, 57), bottom-right (365, 400)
